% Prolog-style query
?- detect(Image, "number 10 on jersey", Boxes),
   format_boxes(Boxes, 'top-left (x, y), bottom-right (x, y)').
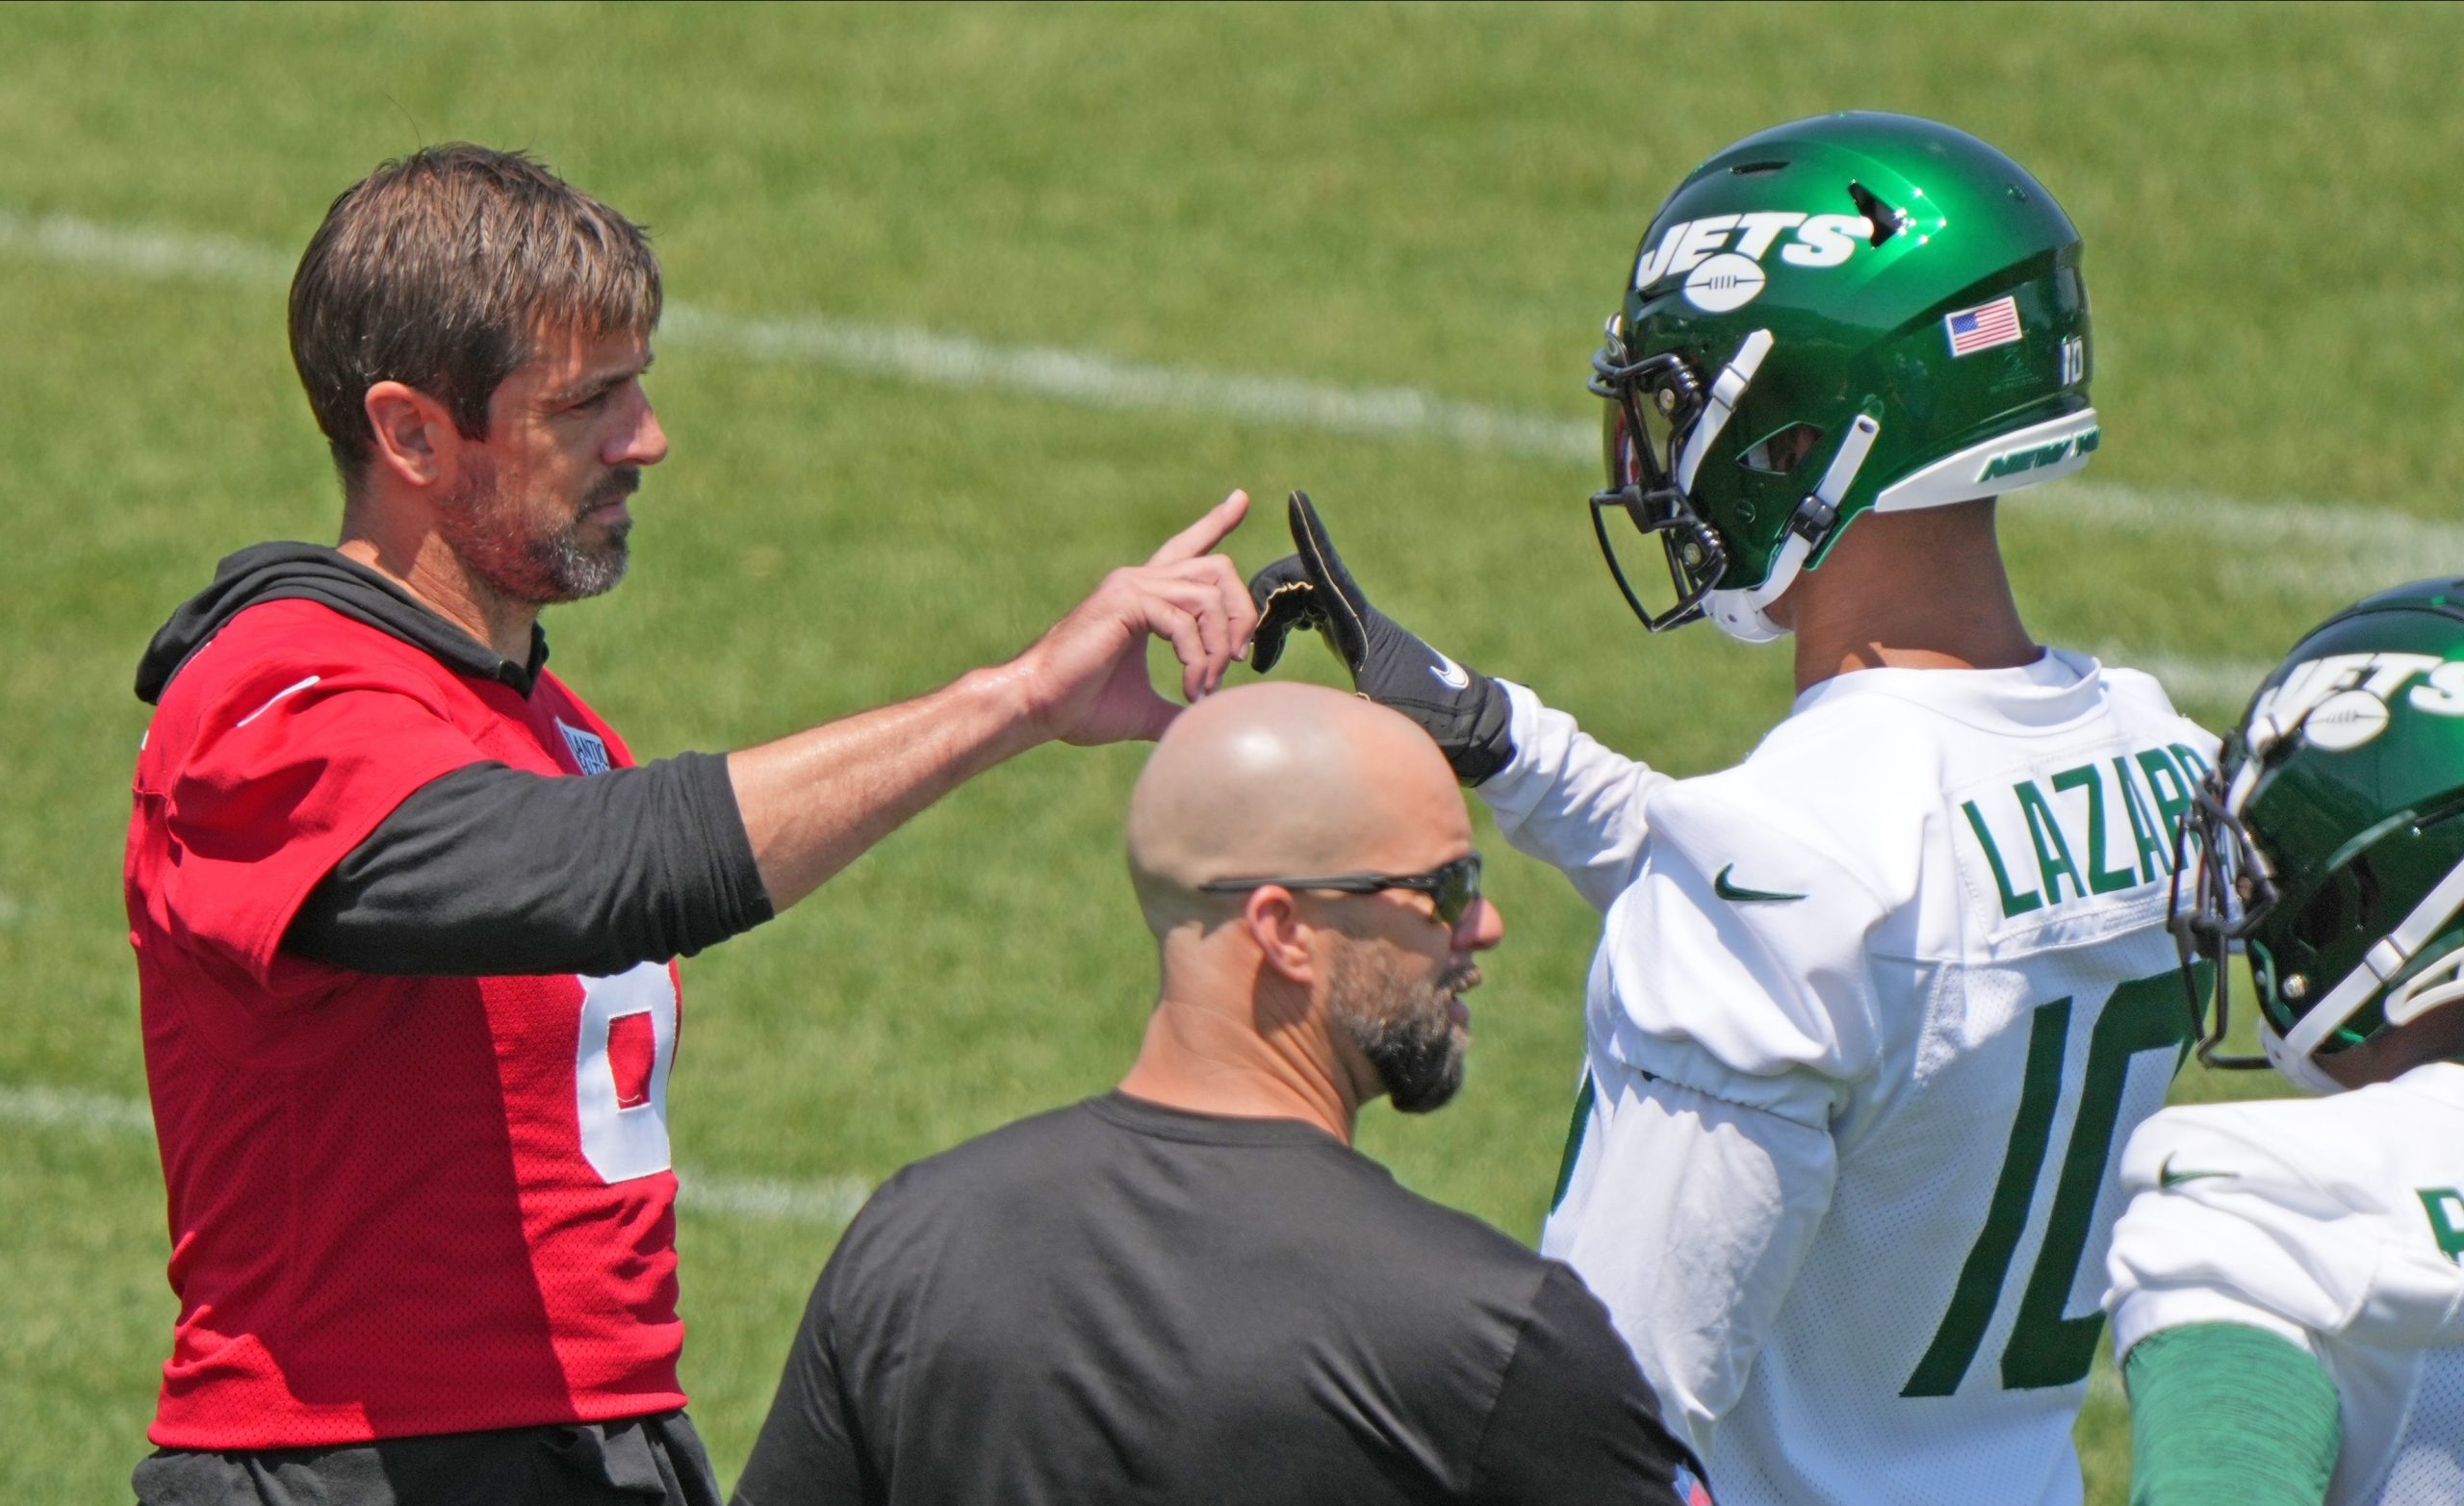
top-left (1902, 966), bottom-right (2202, 1397)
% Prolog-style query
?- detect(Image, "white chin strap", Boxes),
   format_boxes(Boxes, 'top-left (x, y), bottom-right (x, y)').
top-left (2266, 851), bottom-right (2464, 1093)
top-left (1705, 410), bottom-right (1882, 645)
top-left (1675, 330), bottom-right (1773, 494)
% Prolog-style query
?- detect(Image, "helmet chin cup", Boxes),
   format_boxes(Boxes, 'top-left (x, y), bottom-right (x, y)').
top-left (1704, 560), bottom-right (1797, 644)
top-left (1706, 596), bottom-right (1789, 644)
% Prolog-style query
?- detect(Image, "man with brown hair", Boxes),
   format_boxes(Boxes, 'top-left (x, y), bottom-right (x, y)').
top-left (124, 143), bottom-right (1253, 1505)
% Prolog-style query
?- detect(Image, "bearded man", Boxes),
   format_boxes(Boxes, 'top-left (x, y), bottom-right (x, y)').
top-left (125, 143), bottom-right (1254, 1506)
top-left (732, 682), bottom-right (1709, 1506)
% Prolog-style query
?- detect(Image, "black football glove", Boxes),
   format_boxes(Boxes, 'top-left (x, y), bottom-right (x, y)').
top-left (1247, 491), bottom-right (1515, 785)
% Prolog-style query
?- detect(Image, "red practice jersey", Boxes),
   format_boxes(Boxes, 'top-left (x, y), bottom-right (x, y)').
top-left (125, 600), bottom-right (687, 1447)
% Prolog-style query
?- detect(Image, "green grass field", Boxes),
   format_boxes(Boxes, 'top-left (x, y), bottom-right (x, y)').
top-left (7, 3), bottom-right (2462, 1497)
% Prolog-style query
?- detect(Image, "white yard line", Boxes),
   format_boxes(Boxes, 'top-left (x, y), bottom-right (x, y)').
top-left (661, 302), bottom-right (1596, 461)
top-left (679, 1169), bottom-right (873, 1227)
top-left (0, 1082), bottom-right (155, 1134)
top-left (8, 203), bottom-right (2459, 706)
top-left (0, 1081), bottom-right (871, 1228)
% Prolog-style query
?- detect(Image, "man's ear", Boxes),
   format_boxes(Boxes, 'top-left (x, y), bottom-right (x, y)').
top-left (363, 381), bottom-right (460, 491)
top-left (1245, 888), bottom-right (1317, 986)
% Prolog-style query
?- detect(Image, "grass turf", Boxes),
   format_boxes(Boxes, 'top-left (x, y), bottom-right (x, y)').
top-left (4, 2), bottom-right (2454, 1496)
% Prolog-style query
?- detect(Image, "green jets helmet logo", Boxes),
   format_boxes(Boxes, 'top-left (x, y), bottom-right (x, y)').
top-left (2251, 652), bottom-right (2464, 753)
top-left (1633, 213), bottom-right (1877, 312)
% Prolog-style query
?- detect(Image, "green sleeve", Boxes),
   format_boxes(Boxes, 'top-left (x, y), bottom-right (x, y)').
top-left (2123, 1322), bottom-right (2340, 1506)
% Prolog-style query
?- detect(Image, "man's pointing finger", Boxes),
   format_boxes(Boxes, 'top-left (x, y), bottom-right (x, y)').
top-left (1146, 490), bottom-right (1250, 568)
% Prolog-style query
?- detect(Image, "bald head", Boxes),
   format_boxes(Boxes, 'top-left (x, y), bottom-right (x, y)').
top-left (1126, 683), bottom-right (1468, 932)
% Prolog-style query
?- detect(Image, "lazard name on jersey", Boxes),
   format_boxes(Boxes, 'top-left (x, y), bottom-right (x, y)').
top-left (1959, 742), bottom-right (2214, 921)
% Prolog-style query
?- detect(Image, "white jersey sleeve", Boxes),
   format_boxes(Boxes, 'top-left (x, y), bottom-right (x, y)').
top-left (1539, 779), bottom-right (1887, 1455)
top-left (2106, 1068), bottom-right (2464, 1506)
top-left (1544, 1058), bottom-right (1837, 1462)
top-left (2105, 1115), bottom-right (2348, 1355)
top-left (1481, 679), bottom-right (1676, 914)
top-left (1586, 779), bottom-right (1892, 1127)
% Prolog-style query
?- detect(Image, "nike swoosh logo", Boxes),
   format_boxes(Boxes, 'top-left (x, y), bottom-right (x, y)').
top-left (1428, 651), bottom-right (1471, 691)
top-left (2158, 1155), bottom-right (2234, 1191)
top-left (1713, 865), bottom-right (1806, 904)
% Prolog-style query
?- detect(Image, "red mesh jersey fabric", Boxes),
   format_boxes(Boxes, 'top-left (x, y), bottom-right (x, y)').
top-left (127, 601), bottom-right (686, 1447)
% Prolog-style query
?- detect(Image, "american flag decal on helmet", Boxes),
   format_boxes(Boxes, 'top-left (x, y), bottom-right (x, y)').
top-left (1945, 294), bottom-right (2022, 357)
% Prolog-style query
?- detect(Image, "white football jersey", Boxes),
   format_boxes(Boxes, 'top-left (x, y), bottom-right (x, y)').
top-left (1486, 649), bottom-right (2216, 1506)
top-left (2106, 1063), bottom-right (2464, 1506)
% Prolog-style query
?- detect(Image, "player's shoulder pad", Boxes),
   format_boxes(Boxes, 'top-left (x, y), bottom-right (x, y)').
top-left (1642, 763), bottom-right (1898, 919)
top-left (2096, 658), bottom-right (2209, 727)
top-left (1704, 702), bottom-right (1952, 899)
top-left (2118, 1100), bottom-right (2341, 1218)
top-left (1602, 781), bottom-right (1896, 1110)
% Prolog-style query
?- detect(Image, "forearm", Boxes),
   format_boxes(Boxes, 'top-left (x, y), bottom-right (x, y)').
top-left (729, 664), bottom-right (1042, 910)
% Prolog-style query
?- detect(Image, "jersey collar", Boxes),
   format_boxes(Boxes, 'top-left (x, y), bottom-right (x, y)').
top-left (1787, 647), bottom-right (2103, 731)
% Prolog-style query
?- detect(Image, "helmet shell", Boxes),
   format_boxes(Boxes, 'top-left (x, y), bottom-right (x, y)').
top-left (2227, 580), bottom-right (2464, 1074)
top-left (1612, 112), bottom-right (2093, 600)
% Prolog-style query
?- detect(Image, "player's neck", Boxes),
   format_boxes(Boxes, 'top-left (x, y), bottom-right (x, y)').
top-left (1782, 499), bottom-right (2040, 694)
top-left (1118, 980), bottom-right (1359, 1144)
top-left (338, 522), bottom-right (543, 667)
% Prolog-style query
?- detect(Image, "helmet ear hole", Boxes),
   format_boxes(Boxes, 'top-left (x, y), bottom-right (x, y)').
top-left (2292, 860), bottom-right (2378, 952)
top-left (1740, 423), bottom-right (1825, 477)
top-left (2291, 879), bottom-right (2348, 952)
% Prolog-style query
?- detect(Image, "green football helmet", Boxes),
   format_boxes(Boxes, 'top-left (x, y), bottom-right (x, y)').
top-left (1589, 111), bottom-right (2096, 641)
top-left (2173, 580), bottom-right (2464, 1093)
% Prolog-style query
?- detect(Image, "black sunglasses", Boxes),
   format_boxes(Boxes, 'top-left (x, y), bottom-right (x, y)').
top-left (1198, 852), bottom-right (1484, 929)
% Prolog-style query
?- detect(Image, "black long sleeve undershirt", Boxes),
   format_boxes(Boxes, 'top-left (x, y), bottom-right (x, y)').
top-left (285, 752), bottom-right (775, 977)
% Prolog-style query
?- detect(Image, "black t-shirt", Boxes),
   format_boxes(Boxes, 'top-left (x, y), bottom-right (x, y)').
top-left (732, 1092), bottom-right (1706, 1506)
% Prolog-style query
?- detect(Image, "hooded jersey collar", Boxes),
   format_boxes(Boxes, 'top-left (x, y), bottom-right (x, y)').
top-left (135, 542), bottom-right (548, 705)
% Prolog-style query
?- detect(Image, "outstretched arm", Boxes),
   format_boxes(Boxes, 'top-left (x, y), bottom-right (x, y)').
top-left (1478, 683), bottom-right (1670, 914)
top-left (284, 492), bottom-right (1255, 971)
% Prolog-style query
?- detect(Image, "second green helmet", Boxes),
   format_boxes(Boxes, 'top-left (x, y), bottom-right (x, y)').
top-left (2175, 581), bottom-right (2464, 1093)
top-left (1589, 111), bottom-right (2094, 641)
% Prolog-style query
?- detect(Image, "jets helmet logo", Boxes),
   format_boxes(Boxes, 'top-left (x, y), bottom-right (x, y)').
top-left (2250, 652), bottom-right (2464, 752)
top-left (1633, 212), bottom-right (1876, 311)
